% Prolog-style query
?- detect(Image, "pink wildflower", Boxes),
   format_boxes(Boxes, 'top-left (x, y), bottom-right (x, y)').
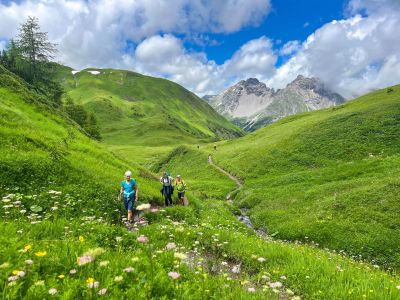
top-left (137, 235), bottom-right (148, 243)
top-left (168, 271), bottom-right (181, 280)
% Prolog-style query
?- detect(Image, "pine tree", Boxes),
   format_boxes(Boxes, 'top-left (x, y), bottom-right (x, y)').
top-left (16, 16), bottom-right (57, 83)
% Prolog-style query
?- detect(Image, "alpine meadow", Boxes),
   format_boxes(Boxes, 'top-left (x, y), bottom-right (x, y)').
top-left (1, 2), bottom-right (400, 300)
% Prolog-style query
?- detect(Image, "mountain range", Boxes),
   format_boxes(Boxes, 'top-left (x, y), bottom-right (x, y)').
top-left (204, 75), bottom-right (345, 131)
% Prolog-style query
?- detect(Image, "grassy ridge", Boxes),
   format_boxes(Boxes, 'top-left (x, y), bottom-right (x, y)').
top-left (56, 66), bottom-right (243, 146)
top-left (205, 85), bottom-right (400, 268)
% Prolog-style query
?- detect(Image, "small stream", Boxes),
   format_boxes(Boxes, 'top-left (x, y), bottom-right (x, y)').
top-left (237, 208), bottom-right (268, 239)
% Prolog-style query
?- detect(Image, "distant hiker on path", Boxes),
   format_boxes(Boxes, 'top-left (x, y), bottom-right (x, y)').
top-left (160, 171), bottom-right (174, 206)
top-left (214, 144), bottom-right (217, 151)
top-left (120, 170), bottom-right (138, 224)
top-left (175, 175), bottom-right (187, 205)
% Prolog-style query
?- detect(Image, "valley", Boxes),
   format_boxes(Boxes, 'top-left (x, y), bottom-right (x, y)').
top-left (1, 64), bottom-right (400, 299)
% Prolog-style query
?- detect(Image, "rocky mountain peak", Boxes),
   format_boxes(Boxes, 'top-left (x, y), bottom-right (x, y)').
top-left (205, 75), bottom-right (346, 131)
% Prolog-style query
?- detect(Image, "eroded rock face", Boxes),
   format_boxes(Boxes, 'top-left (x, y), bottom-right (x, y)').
top-left (205, 76), bottom-right (345, 131)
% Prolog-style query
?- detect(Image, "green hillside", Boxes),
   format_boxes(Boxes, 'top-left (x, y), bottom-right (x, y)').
top-left (56, 66), bottom-right (243, 147)
top-left (199, 85), bottom-right (400, 268)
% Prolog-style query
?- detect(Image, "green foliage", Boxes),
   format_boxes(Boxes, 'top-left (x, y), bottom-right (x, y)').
top-left (208, 84), bottom-right (400, 268)
top-left (55, 66), bottom-right (243, 146)
top-left (64, 97), bottom-right (101, 140)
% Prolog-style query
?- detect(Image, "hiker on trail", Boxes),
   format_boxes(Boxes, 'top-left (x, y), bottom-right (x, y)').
top-left (175, 175), bottom-right (187, 205)
top-left (214, 144), bottom-right (217, 151)
top-left (160, 171), bottom-right (174, 207)
top-left (120, 170), bottom-right (138, 224)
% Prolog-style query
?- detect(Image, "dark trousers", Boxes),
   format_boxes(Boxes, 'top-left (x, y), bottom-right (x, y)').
top-left (164, 193), bottom-right (173, 206)
top-left (162, 186), bottom-right (173, 206)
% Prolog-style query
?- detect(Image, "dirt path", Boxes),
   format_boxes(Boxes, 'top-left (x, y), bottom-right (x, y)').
top-left (208, 155), bottom-right (243, 200)
top-left (208, 155), bottom-right (268, 237)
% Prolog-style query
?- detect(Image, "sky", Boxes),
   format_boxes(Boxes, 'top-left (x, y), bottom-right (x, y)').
top-left (0, 0), bottom-right (400, 98)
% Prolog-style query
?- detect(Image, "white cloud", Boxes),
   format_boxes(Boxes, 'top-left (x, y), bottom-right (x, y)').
top-left (280, 40), bottom-right (301, 56)
top-left (130, 35), bottom-right (276, 95)
top-left (1, 0), bottom-right (399, 98)
top-left (0, 0), bottom-right (271, 69)
top-left (268, 0), bottom-right (400, 98)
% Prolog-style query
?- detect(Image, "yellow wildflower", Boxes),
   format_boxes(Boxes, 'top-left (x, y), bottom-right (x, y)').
top-left (12, 270), bottom-right (20, 275)
top-left (35, 251), bottom-right (47, 257)
top-left (79, 236), bottom-right (85, 243)
top-left (24, 244), bottom-right (32, 252)
top-left (58, 274), bottom-right (65, 279)
top-left (86, 277), bottom-right (95, 284)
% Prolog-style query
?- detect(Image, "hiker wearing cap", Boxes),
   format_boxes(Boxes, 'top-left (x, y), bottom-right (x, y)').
top-left (120, 170), bottom-right (138, 224)
top-left (160, 171), bottom-right (174, 206)
top-left (175, 175), bottom-right (187, 205)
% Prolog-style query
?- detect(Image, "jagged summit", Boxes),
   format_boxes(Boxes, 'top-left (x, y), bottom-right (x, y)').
top-left (205, 75), bottom-right (345, 131)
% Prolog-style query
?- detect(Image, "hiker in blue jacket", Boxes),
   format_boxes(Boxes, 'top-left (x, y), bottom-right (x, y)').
top-left (120, 170), bottom-right (138, 224)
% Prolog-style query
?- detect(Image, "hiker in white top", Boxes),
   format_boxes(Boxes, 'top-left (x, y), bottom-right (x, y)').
top-left (160, 171), bottom-right (174, 206)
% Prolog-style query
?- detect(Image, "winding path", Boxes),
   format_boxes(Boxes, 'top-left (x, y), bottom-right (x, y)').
top-left (208, 155), bottom-right (243, 200)
top-left (208, 154), bottom-right (268, 237)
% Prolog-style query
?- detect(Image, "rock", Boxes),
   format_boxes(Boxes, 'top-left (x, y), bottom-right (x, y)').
top-left (205, 75), bottom-right (345, 131)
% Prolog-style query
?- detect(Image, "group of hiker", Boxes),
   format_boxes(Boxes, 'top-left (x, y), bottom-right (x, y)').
top-left (119, 170), bottom-right (187, 224)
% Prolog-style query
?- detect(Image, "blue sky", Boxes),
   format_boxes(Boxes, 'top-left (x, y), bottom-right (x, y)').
top-left (187, 0), bottom-right (348, 66)
top-left (0, 0), bottom-right (400, 97)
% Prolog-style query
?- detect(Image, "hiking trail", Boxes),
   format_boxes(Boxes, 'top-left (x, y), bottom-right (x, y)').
top-left (208, 155), bottom-right (268, 237)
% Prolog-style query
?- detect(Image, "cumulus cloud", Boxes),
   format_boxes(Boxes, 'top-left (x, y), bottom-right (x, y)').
top-left (269, 0), bottom-right (400, 98)
top-left (222, 37), bottom-right (277, 81)
top-left (0, 0), bottom-right (399, 98)
top-left (0, 0), bottom-right (270, 68)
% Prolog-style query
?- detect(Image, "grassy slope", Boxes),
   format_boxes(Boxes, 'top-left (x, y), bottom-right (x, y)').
top-left (160, 146), bottom-right (400, 299)
top-left (203, 85), bottom-right (400, 268)
top-left (56, 66), bottom-right (243, 147)
top-left (0, 66), bottom-right (279, 299)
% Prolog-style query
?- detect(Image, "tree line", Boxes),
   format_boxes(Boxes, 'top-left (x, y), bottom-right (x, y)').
top-left (0, 16), bottom-right (101, 140)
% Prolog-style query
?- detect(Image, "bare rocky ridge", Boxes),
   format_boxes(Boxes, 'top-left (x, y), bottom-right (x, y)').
top-left (204, 75), bottom-right (345, 131)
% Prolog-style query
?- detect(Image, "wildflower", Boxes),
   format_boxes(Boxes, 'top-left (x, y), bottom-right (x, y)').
top-left (51, 206), bottom-right (58, 211)
top-left (17, 271), bottom-right (26, 277)
top-left (79, 236), bottom-right (85, 242)
top-left (137, 235), bottom-right (148, 243)
top-left (24, 244), bottom-right (32, 252)
top-left (248, 287), bottom-right (256, 293)
top-left (99, 261), bottom-right (110, 267)
top-left (25, 259), bottom-right (33, 265)
top-left (174, 252), bottom-right (187, 260)
top-left (77, 255), bottom-right (94, 266)
top-left (86, 277), bottom-right (99, 288)
top-left (232, 264), bottom-right (241, 274)
top-left (48, 288), bottom-right (58, 295)
top-left (70, 269), bottom-right (78, 274)
top-left (221, 261), bottom-right (228, 266)
top-left (269, 282), bottom-right (283, 289)
top-left (280, 275), bottom-right (287, 280)
top-left (168, 271), bottom-right (181, 279)
top-left (116, 236), bottom-right (123, 242)
top-left (123, 267), bottom-right (134, 273)
top-left (20, 210), bottom-right (26, 214)
top-left (114, 275), bottom-right (123, 282)
top-left (35, 251), bottom-right (47, 257)
top-left (98, 288), bottom-right (107, 295)
top-left (166, 242), bottom-right (176, 250)
top-left (257, 257), bottom-right (266, 262)
top-left (8, 275), bottom-right (19, 282)
top-left (58, 274), bottom-right (65, 279)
